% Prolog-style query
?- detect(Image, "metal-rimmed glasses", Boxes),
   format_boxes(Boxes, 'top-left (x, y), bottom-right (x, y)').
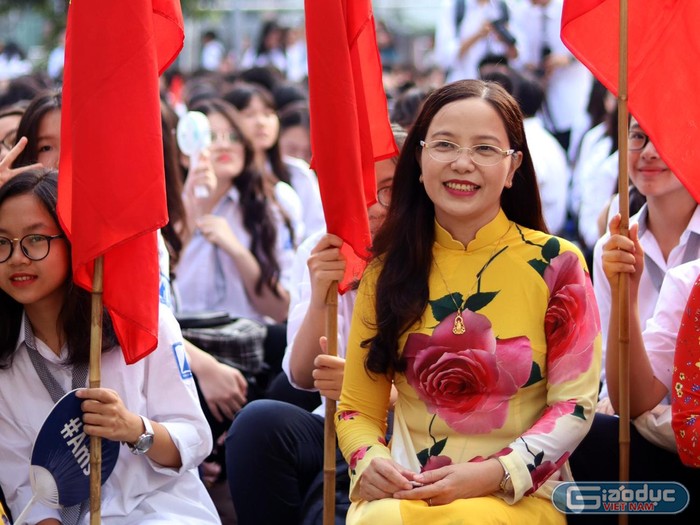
top-left (628, 130), bottom-right (651, 152)
top-left (0, 234), bottom-right (65, 263)
top-left (377, 186), bottom-right (391, 208)
top-left (420, 139), bottom-right (515, 166)
top-left (210, 130), bottom-right (241, 144)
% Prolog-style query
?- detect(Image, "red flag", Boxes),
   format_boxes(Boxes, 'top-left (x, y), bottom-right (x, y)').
top-left (561, 0), bottom-right (700, 202)
top-left (305, 0), bottom-right (398, 293)
top-left (58, 0), bottom-right (184, 364)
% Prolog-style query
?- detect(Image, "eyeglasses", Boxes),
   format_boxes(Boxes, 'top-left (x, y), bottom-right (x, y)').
top-left (0, 130), bottom-right (16, 151)
top-left (377, 186), bottom-right (391, 208)
top-left (0, 234), bottom-right (65, 263)
top-left (420, 140), bottom-right (515, 166)
top-left (628, 130), bottom-right (651, 151)
top-left (210, 130), bottom-right (241, 144)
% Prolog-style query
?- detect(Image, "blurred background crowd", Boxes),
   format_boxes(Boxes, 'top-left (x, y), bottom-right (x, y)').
top-left (2, 1), bottom-right (648, 522)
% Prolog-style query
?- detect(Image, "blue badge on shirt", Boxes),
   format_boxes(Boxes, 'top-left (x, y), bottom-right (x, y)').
top-left (172, 341), bottom-right (192, 380)
top-left (29, 390), bottom-right (120, 508)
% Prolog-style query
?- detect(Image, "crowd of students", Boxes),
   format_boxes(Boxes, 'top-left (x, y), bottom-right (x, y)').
top-left (1, 1), bottom-right (699, 524)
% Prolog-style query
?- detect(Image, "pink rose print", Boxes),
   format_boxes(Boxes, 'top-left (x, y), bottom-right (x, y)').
top-left (349, 445), bottom-right (371, 472)
top-left (470, 447), bottom-right (513, 463)
top-left (523, 399), bottom-right (577, 437)
top-left (421, 455), bottom-right (453, 473)
top-left (525, 451), bottom-right (570, 496)
top-left (337, 410), bottom-right (359, 422)
top-left (404, 309), bottom-right (532, 434)
top-left (543, 251), bottom-right (599, 385)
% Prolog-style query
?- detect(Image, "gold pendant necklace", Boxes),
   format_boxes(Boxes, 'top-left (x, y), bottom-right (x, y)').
top-left (433, 224), bottom-right (512, 335)
top-left (453, 309), bottom-right (466, 335)
top-left (434, 262), bottom-right (468, 335)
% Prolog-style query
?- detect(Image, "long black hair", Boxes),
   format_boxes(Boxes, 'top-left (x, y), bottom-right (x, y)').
top-left (223, 82), bottom-right (291, 186)
top-left (365, 80), bottom-right (546, 375)
top-left (11, 89), bottom-right (62, 168)
top-left (188, 98), bottom-right (283, 296)
top-left (0, 169), bottom-right (117, 369)
top-left (160, 99), bottom-right (187, 268)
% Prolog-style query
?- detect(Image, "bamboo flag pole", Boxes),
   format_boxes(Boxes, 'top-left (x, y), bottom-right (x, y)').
top-left (616, 1), bottom-right (630, 525)
top-left (323, 281), bottom-right (339, 525)
top-left (89, 255), bottom-right (104, 525)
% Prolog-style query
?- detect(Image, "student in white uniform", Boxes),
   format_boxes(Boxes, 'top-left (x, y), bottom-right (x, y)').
top-left (224, 83), bottom-right (325, 241)
top-left (176, 98), bottom-right (296, 324)
top-left (0, 169), bottom-right (219, 525)
top-left (591, 118), bottom-right (700, 408)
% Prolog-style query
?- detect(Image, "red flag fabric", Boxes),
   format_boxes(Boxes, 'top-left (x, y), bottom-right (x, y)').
top-left (58, 0), bottom-right (184, 364)
top-left (561, 0), bottom-right (700, 202)
top-left (305, 0), bottom-right (398, 293)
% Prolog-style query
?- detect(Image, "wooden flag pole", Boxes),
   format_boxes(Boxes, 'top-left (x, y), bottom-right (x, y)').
top-left (617, 1), bottom-right (630, 524)
top-left (89, 255), bottom-right (104, 525)
top-left (323, 281), bottom-right (339, 525)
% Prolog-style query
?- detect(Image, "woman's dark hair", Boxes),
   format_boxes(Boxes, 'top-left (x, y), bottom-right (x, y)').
top-left (278, 101), bottom-right (310, 133)
top-left (365, 79), bottom-right (546, 375)
top-left (273, 83), bottom-right (308, 112)
top-left (222, 82), bottom-right (291, 185)
top-left (0, 168), bottom-right (117, 369)
top-left (390, 87), bottom-right (431, 131)
top-left (0, 75), bottom-right (52, 109)
top-left (160, 100), bottom-right (187, 268)
top-left (11, 89), bottom-right (62, 168)
top-left (256, 20), bottom-right (284, 57)
top-left (587, 80), bottom-right (609, 130)
top-left (188, 98), bottom-right (283, 296)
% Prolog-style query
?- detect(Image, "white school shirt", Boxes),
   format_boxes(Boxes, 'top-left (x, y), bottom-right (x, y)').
top-left (282, 229), bottom-right (357, 417)
top-left (433, 0), bottom-right (512, 82)
top-left (569, 122), bottom-right (611, 218)
top-left (175, 184), bottom-right (298, 321)
top-left (284, 157), bottom-right (326, 242)
top-left (0, 305), bottom-right (220, 525)
top-left (645, 258), bottom-right (700, 394)
top-left (524, 116), bottom-right (570, 235)
top-left (593, 204), bottom-right (700, 399)
top-left (578, 150), bottom-right (619, 251)
top-left (511, 0), bottom-right (593, 133)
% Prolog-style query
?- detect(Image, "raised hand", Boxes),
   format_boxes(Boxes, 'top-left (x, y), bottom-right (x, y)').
top-left (0, 137), bottom-right (43, 188)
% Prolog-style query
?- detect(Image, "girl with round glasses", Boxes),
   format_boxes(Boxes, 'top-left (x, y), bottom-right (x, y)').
top-left (335, 80), bottom-right (601, 525)
top-left (0, 169), bottom-right (220, 524)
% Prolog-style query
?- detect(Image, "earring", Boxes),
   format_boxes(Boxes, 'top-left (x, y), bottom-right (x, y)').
top-left (419, 174), bottom-right (424, 183)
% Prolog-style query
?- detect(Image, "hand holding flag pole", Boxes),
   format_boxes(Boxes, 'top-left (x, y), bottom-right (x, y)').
top-left (304, 1), bottom-right (398, 523)
top-left (59, 1), bottom-right (184, 522)
top-left (562, 2), bottom-right (700, 522)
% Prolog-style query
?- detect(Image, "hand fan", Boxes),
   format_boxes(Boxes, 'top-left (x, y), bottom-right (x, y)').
top-left (12, 390), bottom-right (119, 525)
top-left (177, 111), bottom-right (212, 198)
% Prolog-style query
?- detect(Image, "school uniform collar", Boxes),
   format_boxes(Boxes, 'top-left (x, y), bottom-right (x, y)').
top-left (636, 203), bottom-right (700, 243)
top-left (16, 313), bottom-right (69, 363)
